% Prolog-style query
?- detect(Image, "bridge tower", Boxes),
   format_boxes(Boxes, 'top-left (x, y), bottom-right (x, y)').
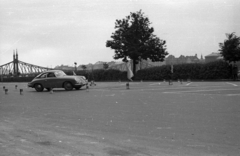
top-left (13, 49), bottom-right (19, 76)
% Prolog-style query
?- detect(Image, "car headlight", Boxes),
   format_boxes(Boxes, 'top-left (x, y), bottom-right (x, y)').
top-left (74, 78), bottom-right (80, 83)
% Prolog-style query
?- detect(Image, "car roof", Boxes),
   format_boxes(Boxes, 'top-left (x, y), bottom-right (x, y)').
top-left (44, 70), bottom-right (63, 73)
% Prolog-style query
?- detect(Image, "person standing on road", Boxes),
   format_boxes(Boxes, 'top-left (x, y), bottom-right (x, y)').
top-left (126, 60), bottom-right (133, 81)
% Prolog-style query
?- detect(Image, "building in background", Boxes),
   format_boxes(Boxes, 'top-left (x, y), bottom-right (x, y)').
top-left (56, 53), bottom-right (230, 71)
top-left (54, 65), bottom-right (74, 70)
top-left (204, 52), bottom-right (223, 63)
top-left (165, 54), bottom-right (204, 65)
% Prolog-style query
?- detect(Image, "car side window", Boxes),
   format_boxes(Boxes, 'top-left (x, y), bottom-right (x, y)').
top-left (47, 73), bottom-right (55, 78)
top-left (39, 73), bottom-right (47, 78)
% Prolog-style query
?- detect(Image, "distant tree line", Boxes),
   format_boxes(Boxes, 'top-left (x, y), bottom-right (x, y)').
top-left (0, 60), bottom-right (235, 82)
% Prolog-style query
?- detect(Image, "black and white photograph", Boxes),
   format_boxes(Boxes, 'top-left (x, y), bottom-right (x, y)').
top-left (0, 0), bottom-right (240, 155)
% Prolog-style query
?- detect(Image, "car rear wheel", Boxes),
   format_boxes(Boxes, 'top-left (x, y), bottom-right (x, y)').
top-left (64, 82), bottom-right (73, 91)
top-left (34, 84), bottom-right (44, 92)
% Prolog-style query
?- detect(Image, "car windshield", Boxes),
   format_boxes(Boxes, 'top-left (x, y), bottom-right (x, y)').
top-left (54, 71), bottom-right (66, 77)
top-left (35, 73), bottom-right (47, 78)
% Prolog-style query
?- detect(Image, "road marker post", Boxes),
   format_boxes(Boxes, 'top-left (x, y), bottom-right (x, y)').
top-left (20, 89), bottom-right (23, 95)
top-left (90, 80), bottom-right (96, 86)
top-left (126, 82), bottom-right (130, 89)
top-left (50, 88), bottom-right (53, 94)
top-left (5, 89), bottom-right (8, 94)
top-left (86, 84), bottom-right (89, 92)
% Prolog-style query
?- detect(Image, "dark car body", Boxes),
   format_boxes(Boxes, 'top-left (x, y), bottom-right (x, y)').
top-left (28, 70), bottom-right (88, 92)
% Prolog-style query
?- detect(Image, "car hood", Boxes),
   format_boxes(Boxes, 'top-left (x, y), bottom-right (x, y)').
top-left (63, 75), bottom-right (84, 78)
top-left (63, 75), bottom-right (87, 83)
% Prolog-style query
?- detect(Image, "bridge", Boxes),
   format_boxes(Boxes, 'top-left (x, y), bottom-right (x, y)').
top-left (0, 50), bottom-right (52, 77)
top-left (0, 49), bottom-right (161, 78)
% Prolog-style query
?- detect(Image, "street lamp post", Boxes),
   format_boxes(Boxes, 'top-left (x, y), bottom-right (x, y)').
top-left (74, 62), bottom-right (77, 72)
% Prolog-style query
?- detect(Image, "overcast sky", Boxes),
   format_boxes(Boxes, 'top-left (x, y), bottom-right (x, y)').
top-left (0, 0), bottom-right (239, 67)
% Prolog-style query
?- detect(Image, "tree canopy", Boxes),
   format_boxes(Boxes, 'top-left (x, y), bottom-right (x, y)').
top-left (106, 10), bottom-right (168, 73)
top-left (219, 32), bottom-right (240, 63)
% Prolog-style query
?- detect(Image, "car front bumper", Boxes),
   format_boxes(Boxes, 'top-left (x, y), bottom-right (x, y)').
top-left (28, 83), bottom-right (34, 88)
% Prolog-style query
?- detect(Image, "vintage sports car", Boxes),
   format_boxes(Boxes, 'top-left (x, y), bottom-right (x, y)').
top-left (28, 70), bottom-right (88, 92)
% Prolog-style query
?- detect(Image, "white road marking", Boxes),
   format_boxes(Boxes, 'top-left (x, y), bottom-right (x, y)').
top-left (186, 82), bottom-right (192, 86)
top-left (164, 88), bottom-right (240, 94)
top-left (120, 83), bottom-right (140, 86)
top-left (226, 82), bottom-right (238, 86)
top-left (105, 94), bottom-right (115, 96)
top-left (187, 144), bottom-right (206, 147)
top-left (157, 127), bottom-right (172, 130)
top-left (226, 94), bottom-right (240, 96)
top-left (149, 83), bottom-right (161, 86)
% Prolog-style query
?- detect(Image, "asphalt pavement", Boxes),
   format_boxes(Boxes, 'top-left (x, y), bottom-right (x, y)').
top-left (0, 81), bottom-right (240, 156)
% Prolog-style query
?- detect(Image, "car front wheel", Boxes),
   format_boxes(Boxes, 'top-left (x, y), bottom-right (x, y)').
top-left (64, 82), bottom-right (73, 91)
top-left (34, 84), bottom-right (44, 92)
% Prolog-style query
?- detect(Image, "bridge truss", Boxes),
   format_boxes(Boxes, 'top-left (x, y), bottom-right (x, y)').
top-left (0, 60), bottom-right (52, 76)
top-left (0, 51), bottom-right (52, 76)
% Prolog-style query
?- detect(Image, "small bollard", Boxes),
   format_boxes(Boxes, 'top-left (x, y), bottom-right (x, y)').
top-left (15, 85), bottom-right (18, 89)
top-left (86, 85), bottom-right (89, 92)
top-left (90, 80), bottom-right (96, 86)
top-left (50, 88), bottom-right (53, 94)
top-left (5, 89), bottom-right (8, 94)
top-left (20, 89), bottom-right (23, 95)
top-left (3, 86), bottom-right (5, 90)
top-left (126, 82), bottom-right (129, 89)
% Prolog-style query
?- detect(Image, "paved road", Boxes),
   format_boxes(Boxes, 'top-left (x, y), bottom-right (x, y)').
top-left (0, 81), bottom-right (240, 156)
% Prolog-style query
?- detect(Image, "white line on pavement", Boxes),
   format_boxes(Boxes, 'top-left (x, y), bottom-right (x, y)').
top-left (226, 82), bottom-right (238, 86)
top-left (186, 82), bottom-right (192, 86)
top-left (105, 94), bottom-right (115, 96)
top-left (226, 94), bottom-right (240, 96)
top-left (163, 88), bottom-right (240, 94)
top-left (120, 83), bottom-right (140, 86)
top-left (149, 83), bottom-right (161, 86)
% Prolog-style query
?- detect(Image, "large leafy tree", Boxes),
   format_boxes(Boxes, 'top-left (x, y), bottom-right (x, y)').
top-left (219, 32), bottom-right (240, 63)
top-left (106, 10), bottom-right (168, 74)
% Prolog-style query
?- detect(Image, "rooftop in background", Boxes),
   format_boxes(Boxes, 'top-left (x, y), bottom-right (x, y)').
top-left (205, 53), bottom-right (223, 63)
top-left (205, 52), bottom-right (222, 57)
